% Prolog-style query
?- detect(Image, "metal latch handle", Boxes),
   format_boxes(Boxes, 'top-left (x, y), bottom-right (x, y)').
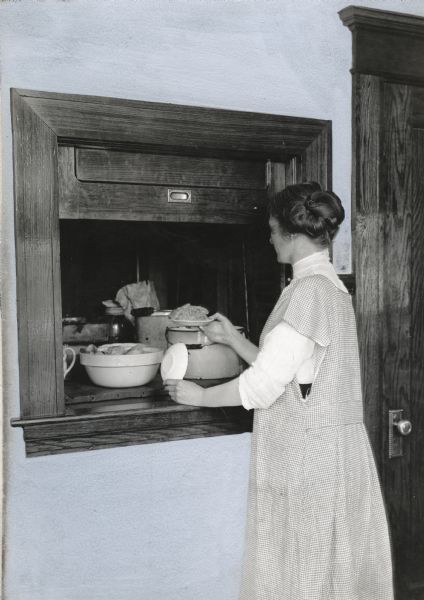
top-left (389, 409), bottom-right (412, 458)
top-left (396, 419), bottom-right (412, 436)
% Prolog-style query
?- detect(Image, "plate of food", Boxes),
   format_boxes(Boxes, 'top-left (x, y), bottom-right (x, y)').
top-left (168, 303), bottom-right (214, 327)
top-left (170, 318), bottom-right (214, 327)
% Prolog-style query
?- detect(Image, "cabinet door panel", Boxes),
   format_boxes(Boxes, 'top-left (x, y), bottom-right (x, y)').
top-left (76, 148), bottom-right (266, 190)
top-left (59, 147), bottom-right (267, 224)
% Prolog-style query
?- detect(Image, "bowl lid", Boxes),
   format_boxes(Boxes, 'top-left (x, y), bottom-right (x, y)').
top-left (160, 343), bottom-right (188, 380)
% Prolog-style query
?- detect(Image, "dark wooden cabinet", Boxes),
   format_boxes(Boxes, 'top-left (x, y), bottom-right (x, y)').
top-left (10, 88), bottom-right (331, 456)
top-left (340, 6), bottom-right (424, 599)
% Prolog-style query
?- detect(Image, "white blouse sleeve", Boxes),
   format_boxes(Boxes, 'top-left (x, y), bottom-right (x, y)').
top-left (239, 322), bottom-right (315, 410)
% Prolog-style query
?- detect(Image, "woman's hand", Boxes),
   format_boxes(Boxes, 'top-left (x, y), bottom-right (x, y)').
top-left (164, 379), bottom-right (205, 406)
top-left (202, 313), bottom-right (259, 365)
top-left (201, 313), bottom-right (240, 346)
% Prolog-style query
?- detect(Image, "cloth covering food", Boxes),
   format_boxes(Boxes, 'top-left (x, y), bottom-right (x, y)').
top-left (115, 281), bottom-right (160, 324)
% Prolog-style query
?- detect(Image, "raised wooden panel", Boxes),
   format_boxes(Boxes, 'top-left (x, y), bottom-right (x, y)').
top-left (11, 92), bottom-right (65, 418)
top-left (409, 127), bottom-right (424, 595)
top-left (412, 86), bottom-right (424, 129)
top-left (352, 73), bottom-right (383, 453)
top-left (380, 84), bottom-right (413, 456)
top-left (59, 147), bottom-right (266, 223)
top-left (351, 72), bottom-right (418, 600)
top-left (76, 148), bottom-right (266, 189)
top-left (354, 28), bottom-right (424, 83)
top-left (376, 80), bottom-right (414, 599)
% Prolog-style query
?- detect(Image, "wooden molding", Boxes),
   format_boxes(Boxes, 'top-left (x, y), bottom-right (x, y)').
top-left (10, 88), bottom-right (331, 454)
top-left (16, 88), bottom-right (327, 160)
top-left (11, 404), bottom-right (253, 457)
top-left (11, 91), bottom-right (65, 418)
top-left (300, 121), bottom-right (332, 189)
top-left (339, 6), bottom-right (424, 83)
top-left (339, 5), bottom-right (424, 36)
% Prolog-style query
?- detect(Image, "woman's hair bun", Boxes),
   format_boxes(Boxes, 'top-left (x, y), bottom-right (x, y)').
top-left (269, 182), bottom-right (345, 245)
top-left (304, 191), bottom-right (322, 213)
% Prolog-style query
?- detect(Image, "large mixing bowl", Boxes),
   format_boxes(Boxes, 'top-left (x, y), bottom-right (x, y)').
top-left (80, 343), bottom-right (164, 388)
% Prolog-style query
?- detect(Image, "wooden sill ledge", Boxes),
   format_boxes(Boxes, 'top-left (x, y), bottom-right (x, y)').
top-left (11, 378), bottom-right (253, 456)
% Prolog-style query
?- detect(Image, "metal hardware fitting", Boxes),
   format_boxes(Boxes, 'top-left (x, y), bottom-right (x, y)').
top-left (389, 409), bottom-right (412, 458)
top-left (168, 189), bottom-right (192, 203)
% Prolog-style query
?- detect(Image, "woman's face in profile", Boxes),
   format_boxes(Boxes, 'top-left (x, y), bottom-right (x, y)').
top-left (269, 216), bottom-right (292, 264)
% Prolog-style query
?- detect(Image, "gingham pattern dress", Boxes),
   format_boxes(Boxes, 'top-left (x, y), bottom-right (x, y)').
top-left (239, 274), bottom-right (393, 600)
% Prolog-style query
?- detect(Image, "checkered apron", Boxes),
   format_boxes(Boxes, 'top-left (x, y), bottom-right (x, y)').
top-left (239, 275), bottom-right (393, 600)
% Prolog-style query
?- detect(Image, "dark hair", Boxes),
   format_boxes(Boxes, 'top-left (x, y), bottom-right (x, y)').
top-left (268, 181), bottom-right (345, 246)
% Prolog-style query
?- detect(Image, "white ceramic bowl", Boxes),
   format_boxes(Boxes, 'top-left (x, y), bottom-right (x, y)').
top-left (185, 344), bottom-right (244, 379)
top-left (80, 343), bottom-right (164, 388)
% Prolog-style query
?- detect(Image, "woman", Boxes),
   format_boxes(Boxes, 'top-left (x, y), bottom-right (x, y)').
top-left (165, 182), bottom-right (393, 600)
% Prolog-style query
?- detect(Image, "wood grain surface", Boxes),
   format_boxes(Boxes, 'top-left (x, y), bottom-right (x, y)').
top-left (409, 127), bottom-right (424, 593)
top-left (11, 87), bottom-right (331, 455)
top-left (12, 91), bottom-right (65, 418)
top-left (12, 404), bottom-right (253, 457)
top-left (353, 74), bottom-right (417, 598)
top-left (380, 85), bottom-right (413, 596)
top-left (64, 377), bottom-right (168, 404)
top-left (352, 74), bottom-right (383, 453)
top-left (301, 121), bottom-right (332, 190)
top-left (59, 146), bottom-right (267, 224)
top-left (342, 10), bottom-right (424, 597)
top-left (23, 91), bottom-right (326, 159)
top-left (76, 147), bottom-right (266, 190)
top-left (340, 7), bottom-right (424, 84)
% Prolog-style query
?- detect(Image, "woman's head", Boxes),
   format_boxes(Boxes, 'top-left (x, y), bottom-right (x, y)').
top-left (268, 182), bottom-right (345, 263)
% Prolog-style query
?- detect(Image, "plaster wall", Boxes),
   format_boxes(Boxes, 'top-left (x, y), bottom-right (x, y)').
top-left (2, 1), bottom-right (424, 599)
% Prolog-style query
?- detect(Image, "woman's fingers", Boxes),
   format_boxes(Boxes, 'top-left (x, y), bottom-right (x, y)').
top-left (164, 379), bottom-right (180, 401)
top-left (164, 379), bottom-right (204, 406)
top-left (200, 322), bottom-right (225, 344)
top-left (209, 312), bottom-right (228, 323)
top-left (202, 313), bottom-right (234, 340)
